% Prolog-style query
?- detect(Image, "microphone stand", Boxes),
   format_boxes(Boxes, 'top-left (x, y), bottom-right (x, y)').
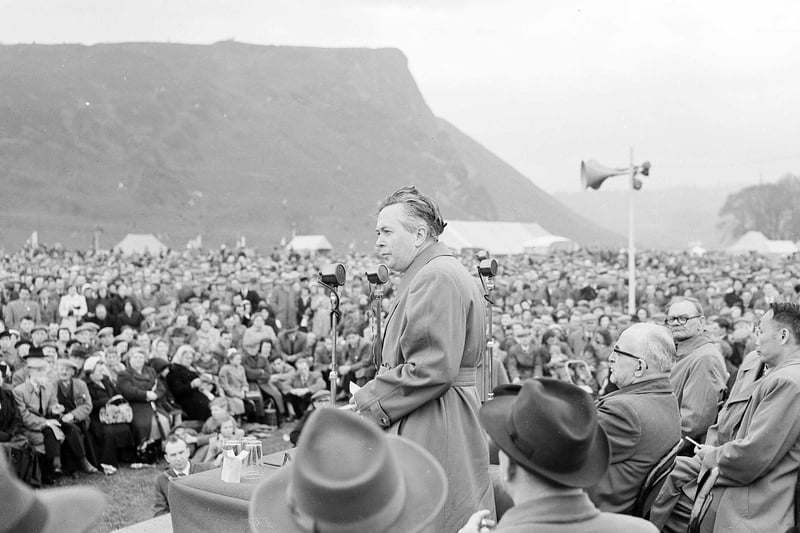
top-left (327, 288), bottom-right (341, 401)
top-left (318, 264), bottom-right (346, 402)
top-left (477, 254), bottom-right (498, 402)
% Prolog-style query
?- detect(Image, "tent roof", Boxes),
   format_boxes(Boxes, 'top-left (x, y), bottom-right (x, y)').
top-left (728, 231), bottom-right (798, 255)
top-left (114, 233), bottom-right (167, 256)
top-left (440, 221), bottom-right (552, 255)
top-left (287, 234), bottom-right (332, 251)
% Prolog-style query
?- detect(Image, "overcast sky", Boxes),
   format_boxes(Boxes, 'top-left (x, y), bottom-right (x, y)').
top-left (2, 0), bottom-right (799, 193)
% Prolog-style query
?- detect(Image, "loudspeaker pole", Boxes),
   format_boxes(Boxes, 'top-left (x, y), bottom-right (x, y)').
top-left (628, 147), bottom-right (636, 316)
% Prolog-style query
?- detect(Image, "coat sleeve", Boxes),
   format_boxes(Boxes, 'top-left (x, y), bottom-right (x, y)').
top-left (14, 386), bottom-right (47, 431)
top-left (167, 367), bottom-right (195, 399)
top-left (678, 352), bottom-right (726, 440)
top-left (597, 398), bottom-right (641, 463)
top-left (506, 349), bottom-right (520, 381)
top-left (153, 474), bottom-right (170, 517)
top-left (703, 374), bottom-right (800, 486)
top-left (354, 267), bottom-right (465, 427)
top-left (68, 379), bottom-right (93, 422)
top-left (117, 372), bottom-right (149, 402)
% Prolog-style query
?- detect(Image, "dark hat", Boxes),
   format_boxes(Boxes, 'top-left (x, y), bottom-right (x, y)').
top-left (249, 409), bottom-right (446, 533)
top-left (267, 352), bottom-right (282, 363)
top-left (0, 450), bottom-right (106, 533)
top-left (97, 327), bottom-right (114, 338)
top-left (31, 324), bottom-right (48, 334)
top-left (0, 330), bottom-right (11, 340)
top-left (15, 339), bottom-right (32, 350)
top-left (23, 348), bottom-right (49, 369)
top-left (149, 357), bottom-right (170, 374)
top-left (480, 378), bottom-right (610, 488)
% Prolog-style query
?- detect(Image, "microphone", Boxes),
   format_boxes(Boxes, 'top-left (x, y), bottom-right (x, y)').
top-left (365, 264), bottom-right (390, 285)
top-left (319, 264), bottom-right (346, 287)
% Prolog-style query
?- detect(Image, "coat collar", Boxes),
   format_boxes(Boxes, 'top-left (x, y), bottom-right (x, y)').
top-left (598, 375), bottom-right (673, 403)
top-left (498, 492), bottom-right (600, 526)
top-left (675, 332), bottom-right (715, 358)
top-left (396, 241), bottom-right (452, 295)
top-left (383, 241), bottom-right (452, 328)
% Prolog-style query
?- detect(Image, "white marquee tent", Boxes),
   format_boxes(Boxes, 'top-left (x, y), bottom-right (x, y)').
top-left (114, 234), bottom-right (167, 256)
top-left (286, 234), bottom-right (333, 253)
top-left (728, 231), bottom-right (798, 255)
top-left (439, 221), bottom-right (555, 255)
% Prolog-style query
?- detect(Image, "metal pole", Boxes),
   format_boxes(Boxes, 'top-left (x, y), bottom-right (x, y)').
top-left (485, 277), bottom-right (494, 402)
top-left (627, 147), bottom-right (636, 316)
top-left (329, 290), bottom-right (339, 401)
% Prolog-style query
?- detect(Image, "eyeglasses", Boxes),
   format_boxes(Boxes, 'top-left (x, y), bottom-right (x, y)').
top-left (609, 347), bottom-right (647, 369)
top-left (664, 314), bottom-right (701, 326)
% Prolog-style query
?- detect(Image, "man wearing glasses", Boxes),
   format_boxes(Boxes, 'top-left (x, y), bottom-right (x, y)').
top-left (665, 297), bottom-right (727, 447)
top-left (588, 323), bottom-right (681, 513)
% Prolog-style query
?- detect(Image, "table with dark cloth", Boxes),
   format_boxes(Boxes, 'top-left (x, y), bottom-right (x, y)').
top-left (169, 448), bottom-right (295, 533)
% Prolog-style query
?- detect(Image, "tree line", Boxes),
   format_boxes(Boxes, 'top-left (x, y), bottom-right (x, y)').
top-left (718, 174), bottom-right (800, 242)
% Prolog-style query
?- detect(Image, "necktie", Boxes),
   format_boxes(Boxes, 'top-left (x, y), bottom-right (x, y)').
top-left (38, 388), bottom-right (44, 415)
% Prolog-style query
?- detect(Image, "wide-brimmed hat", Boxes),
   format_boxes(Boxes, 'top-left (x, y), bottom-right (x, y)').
top-left (480, 378), bottom-right (610, 488)
top-left (0, 449), bottom-right (105, 533)
top-left (249, 409), bottom-right (446, 533)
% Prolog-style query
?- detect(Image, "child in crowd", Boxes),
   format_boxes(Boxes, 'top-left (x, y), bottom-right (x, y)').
top-left (204, 416), bottom-right (245, 465)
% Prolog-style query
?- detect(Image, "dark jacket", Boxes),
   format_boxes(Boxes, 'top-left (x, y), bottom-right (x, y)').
top-left (166, 364), bottom-right (211, 421)
top-left (589, 376), bottom-right (681, 513)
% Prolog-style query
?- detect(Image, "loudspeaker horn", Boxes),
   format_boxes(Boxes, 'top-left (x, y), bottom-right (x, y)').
top-left (580, 160), bottom-right (631, 190)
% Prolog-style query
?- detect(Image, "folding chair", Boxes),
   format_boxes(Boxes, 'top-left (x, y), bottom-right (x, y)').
top-left (629, 439), bottom-right (683, 519)
top-left (687, 467), bottom-right (719, 533)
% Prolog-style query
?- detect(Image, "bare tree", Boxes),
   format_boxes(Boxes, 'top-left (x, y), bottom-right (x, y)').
top-left (717, 174), bottom-right (800, 241)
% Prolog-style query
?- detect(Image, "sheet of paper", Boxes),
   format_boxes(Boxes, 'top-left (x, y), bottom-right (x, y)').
top-left (349, 382), bottom-right (361, 395)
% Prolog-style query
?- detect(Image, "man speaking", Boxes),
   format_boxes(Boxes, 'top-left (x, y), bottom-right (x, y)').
top-left (352, 186), bottom-right (495, 532)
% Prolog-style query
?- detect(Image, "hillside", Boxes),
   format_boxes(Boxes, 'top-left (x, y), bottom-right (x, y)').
top-left (0, 41), bottom-right (621, 250)
top-left (555, 186), bottom-right (737, 250)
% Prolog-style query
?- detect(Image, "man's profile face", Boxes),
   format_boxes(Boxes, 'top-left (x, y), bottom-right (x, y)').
top-left (375, 204), bottom-right (421, 273)
top-left (164, 440), bottom-right (189, 472)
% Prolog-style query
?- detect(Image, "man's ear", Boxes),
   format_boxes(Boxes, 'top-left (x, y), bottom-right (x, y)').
top-left (414, 226), bottom-right (428, 247)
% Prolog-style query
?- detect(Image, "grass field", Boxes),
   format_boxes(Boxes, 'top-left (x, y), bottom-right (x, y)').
top-left (51, 425), bottom-right (295, 532)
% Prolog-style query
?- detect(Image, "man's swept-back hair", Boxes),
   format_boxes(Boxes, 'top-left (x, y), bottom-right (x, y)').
top-left (377, 186), bottom-right (447, 239)
top-left (769, 302), bottom-right (800, 343)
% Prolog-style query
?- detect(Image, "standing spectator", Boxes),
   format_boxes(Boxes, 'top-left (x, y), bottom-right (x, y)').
top-left (4, 287), bottom-right (41, 329)
top-left (505, 328), bottom-right (545, 383)
top-left (58, 284), bottom-right (88, 321)
top-left (665, 297), bottom-right (728, 446)
top-left (37, 287), bottom-right (59, 326)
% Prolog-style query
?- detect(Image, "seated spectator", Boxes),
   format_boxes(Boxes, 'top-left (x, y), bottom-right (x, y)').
top-left (241, 335), bottom-right (287, 423)
top-left (83, 356), bottom-right (136, 475)
top-left (14, 351), bottom-right (96, 482)
top-left (276, 325), bottom-right (307, 364)
top-left (217, 349), bottom-right (247, 418)
top-left (166, 345), bottom-right (213, 422)
top-left (587, 323), bottom-right (681, 513)
top-left (117, 348), bottom-right (170, 447)
top-left (52, 358), bottom-right (98, 474)
top-left (459, 379), bottom-right (657, 532)
top-left (249, 408), bottom-right (447, 533)
top-left (201, 415), bottom-right (244, 465)
top-left (280, 358), bottom-right (325, 419)
top-left (153, 435), bottom-right (216, 517)
top-left (336, 328), bottom-right (373, 400)
top-left (194, 348), bottom-right (220, 376)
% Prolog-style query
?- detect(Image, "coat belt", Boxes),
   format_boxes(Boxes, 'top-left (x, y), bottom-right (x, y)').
top-left (453, 368), bottom-right (477, 387)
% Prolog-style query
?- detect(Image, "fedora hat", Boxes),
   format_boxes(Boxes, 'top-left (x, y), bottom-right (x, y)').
top-left (480, 378), bottom-right (610, 488)
top-left (249, 409), bottom-right (446, 533)
top-left (0, 450), bottom-right (105, 533)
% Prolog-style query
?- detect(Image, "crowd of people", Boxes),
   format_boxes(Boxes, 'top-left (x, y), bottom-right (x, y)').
top-left (1, 222), bottom-right (800, 530)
